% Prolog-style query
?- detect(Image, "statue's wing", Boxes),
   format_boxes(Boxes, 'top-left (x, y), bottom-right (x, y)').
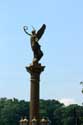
top-left (36, 24), bottom-right (46, 41)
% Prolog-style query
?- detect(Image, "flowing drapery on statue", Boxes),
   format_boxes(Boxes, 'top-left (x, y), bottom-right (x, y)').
top-left (23, 24), bottom-right (46, 63)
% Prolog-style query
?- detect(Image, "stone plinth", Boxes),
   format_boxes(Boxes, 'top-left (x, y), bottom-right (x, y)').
top-left (26, 63), bottom-right (45, 125)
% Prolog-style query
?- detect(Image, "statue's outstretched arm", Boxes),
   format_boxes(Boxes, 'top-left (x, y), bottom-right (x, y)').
top-left (23, 26), bottom-right (31, 36)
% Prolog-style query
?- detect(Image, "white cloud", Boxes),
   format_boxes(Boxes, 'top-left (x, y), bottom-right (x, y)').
top-left (59, 98), bottom-right (76, 106)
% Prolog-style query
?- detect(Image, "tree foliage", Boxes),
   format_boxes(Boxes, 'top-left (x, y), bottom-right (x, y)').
top-left (80, 81), bottom-right (83, 93)
top-left (0, 98), bottom-right (83, 125)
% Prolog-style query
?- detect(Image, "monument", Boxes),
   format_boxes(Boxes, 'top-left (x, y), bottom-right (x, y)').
top-left (23, 24), bottom-right (48, 125)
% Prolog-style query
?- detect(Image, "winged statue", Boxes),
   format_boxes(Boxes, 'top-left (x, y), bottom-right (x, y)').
top-left (23, 24), bottom-right (46, 63)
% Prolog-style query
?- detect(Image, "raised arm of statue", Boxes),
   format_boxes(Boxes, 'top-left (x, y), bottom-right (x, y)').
top-left (23, 26), bottom-right (31, 36)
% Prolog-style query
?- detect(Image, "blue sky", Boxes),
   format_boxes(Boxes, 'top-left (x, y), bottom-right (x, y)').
top-left (0, 0), bottom-right (83, 105)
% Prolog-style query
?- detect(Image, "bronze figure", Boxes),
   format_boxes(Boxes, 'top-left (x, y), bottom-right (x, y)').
top-left (23, 24), bottom-right (46, 63)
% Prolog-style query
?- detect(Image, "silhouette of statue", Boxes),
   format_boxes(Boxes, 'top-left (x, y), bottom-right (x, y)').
top-left (23, 24), bottom-right (46, 63)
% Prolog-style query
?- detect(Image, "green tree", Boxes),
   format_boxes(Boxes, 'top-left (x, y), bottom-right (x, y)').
top-left (40, 99), bottom-right (64, 125)
top-left (80, 81), bottom-right (83, 93)
top-left (0, 98), bottom-right (83, 125)
top-left (0, 98), bottom-right (29, 125)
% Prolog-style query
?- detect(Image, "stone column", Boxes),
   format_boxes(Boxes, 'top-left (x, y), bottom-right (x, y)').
top-left (26, 63), bottom-right (45, 125)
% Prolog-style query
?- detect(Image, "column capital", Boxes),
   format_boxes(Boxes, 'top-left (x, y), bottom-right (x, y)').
top-left (26, 63), bottom-right (45, 74)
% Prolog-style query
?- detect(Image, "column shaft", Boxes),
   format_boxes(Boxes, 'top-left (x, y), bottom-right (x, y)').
top-left (26, 63), bottom-right (45, 125)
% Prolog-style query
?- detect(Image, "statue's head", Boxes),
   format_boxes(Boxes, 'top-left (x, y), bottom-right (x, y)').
top-left (32, 30), bottom-right (36, 34)
top-left (31, 26), bottom-right (36, 35)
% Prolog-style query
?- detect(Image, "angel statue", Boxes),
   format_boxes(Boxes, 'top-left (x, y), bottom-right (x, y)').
top-left (23, 24), bottom-right (46, 64)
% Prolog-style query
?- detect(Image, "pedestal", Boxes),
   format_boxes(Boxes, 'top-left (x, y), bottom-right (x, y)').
top-left (26, 63), bottom-right (45, 125)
